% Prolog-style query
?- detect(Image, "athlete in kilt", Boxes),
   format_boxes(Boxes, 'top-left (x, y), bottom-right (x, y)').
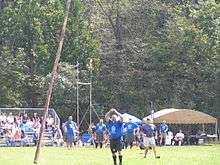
top-left (105, 108), bottom-right (124, 165)
top-left (95, 119), bottom-right (106, 148)
top-left (140, 118), bottom-right (160, 159)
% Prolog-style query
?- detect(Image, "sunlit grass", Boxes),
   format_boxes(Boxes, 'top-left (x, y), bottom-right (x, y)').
top-left (0, 144), bottom-right (220, 165)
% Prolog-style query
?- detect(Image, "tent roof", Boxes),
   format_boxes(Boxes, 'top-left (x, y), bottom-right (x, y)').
top-left (121, 113), bottom-right (142, 123)
top-left (145, 108), bottom-right (217, 124)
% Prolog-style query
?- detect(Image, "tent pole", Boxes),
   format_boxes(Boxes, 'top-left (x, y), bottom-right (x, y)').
top-left (202, 124), bottom-right (205, 132)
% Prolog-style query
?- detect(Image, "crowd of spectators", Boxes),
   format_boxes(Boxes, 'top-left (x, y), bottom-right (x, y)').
top-left (0, 112), bottom-right (55, 146)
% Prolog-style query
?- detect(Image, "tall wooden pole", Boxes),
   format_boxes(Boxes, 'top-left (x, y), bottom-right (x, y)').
top-left (33, 0), bottom-right (71, 163)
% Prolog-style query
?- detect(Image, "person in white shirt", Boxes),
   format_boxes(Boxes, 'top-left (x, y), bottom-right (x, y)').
top-left (46, 114), bottom-right (54, 128)
top-left (7, 112), bottom-right (14, 124)
top-left (166, 131), bottom-right (174, 145)
top-left (0, 113), bottom-right (7, 123)
top-left (174, 130), bottom-right (185, 146)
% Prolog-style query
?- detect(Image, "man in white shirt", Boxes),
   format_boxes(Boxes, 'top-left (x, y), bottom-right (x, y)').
top-left (7, 112), bottom-right (14, 124)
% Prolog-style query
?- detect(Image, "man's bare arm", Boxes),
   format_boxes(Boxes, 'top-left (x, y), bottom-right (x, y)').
top-left (114, 110), bottom-right (123, 122)
top-left (105, 109), bottom-right (113, 122)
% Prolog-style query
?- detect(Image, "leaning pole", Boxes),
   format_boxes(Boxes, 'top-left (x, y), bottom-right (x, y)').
top-left (33, 0), bottom-right (71, 163)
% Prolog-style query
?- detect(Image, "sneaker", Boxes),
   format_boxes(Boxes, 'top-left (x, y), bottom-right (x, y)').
top-left (155, 156), bottom-right (160, 159)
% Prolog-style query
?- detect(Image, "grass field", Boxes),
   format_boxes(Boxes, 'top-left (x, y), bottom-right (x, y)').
top-left (0, 144), bottom-right (220, 165)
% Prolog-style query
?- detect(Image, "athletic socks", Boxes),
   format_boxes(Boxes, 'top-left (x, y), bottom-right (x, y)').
top-left (119, 155), bottom-right (122, 165)
top-left (112, 155), bottom-right (122, 165)
top-left (113, 155), bottom-right (117, 165)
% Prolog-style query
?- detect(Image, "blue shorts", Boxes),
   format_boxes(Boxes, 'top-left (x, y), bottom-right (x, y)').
top-left (66, 134), bottom-right (75, 143)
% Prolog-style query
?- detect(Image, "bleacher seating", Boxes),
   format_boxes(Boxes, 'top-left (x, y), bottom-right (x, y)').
top-left (0, 110), bottom-right (57, 147)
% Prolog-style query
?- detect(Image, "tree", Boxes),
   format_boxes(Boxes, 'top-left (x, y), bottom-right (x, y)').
top-left (0, 0), bottom-right (98, 114)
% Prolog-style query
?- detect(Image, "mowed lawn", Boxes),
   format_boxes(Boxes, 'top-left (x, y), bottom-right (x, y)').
top-left (0, 144), bottom-right (220, 165)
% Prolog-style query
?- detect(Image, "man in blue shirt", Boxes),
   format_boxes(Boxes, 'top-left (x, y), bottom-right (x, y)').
top-left (159, 120), bottom-right (169, 145)
top-left (105, 108), bottom-right (124, 165)
top-left (123, 118), bottom-right (138, 149)
top-left (140, 118), bottom-right (160, 159)
top-left (95, 119), bottom-right (106, 149)
top-left (64, 116), bottom-right (77, 149)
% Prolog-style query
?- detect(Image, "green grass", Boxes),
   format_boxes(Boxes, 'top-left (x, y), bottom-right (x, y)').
top-left (0, 144), bottom-right (220, 165)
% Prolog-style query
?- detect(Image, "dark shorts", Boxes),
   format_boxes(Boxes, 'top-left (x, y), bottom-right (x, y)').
top-left (110, 138), bottom-right (122, 153)
top-left (126, 132), bottom-right (135, 144)
top-left (96, 133), bottom-right (104, 142)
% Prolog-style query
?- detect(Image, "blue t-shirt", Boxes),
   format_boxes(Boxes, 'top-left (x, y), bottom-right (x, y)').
top-left (122, 123), bottom-right (127, 135)
top-left (160, 123), bottom-right (168, 133)
top-left (141, 124), bottom-right (156, 138)
top-left (95, 123), bottom-right (106, 134)
top-left (124, 122), bottom-right (138, 133)
top-left (107, 120), bottom-right (123, 139)
top-left (65, 121), bottom-right (76, 135)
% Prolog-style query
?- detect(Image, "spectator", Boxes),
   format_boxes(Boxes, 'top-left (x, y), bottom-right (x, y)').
top-left (7, 112), bottom-right (14, 124)
top-left (33, 119), bottom-right (41, 146)
top-left (159, 120), bottom-right (169, 145)
top-left (88, 123), bottom-right (96, 146)
top-left (7, 129), bottom-right (16, 146)
top-left (46, 114), bottom-right (54, 128)
top-left (0, 113), bottom-right (7, 123)
top-left (32, 113), bottom-right (39, 123)
top-left (22, 113), bottom-right (28, 124)
top-left (14, 114), bottom-right (22, 126)
top-left (195, 129), bottom-right (207, 144)
top-left (14, 128), bottom-right (22, 145)
top-left (0, 111), bottom-right (57, 147)
top-left (174, 130), bottom-right (185, 146)
top-left (166, 130), bottom-right (174, 145)
top-left (54, 124), bottom-right (63, 146)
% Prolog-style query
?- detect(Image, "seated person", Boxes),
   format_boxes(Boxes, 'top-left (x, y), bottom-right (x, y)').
top-left (0, 113), bottom-right (7, 123)
top-left (196, 129), bottom-right (207, 144)
top-left (32, 113), bottom-right (40, 123)
top-left (46, 114), bottom-right (54, 129)
top-left (7, 112), bottom-right (14, 124)
top-left (22, 113), bottom-right (28, 124)
top-left (174, 130), bottom-right (184, 146)
top-left (14, 128), bottom-right (22, 142)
